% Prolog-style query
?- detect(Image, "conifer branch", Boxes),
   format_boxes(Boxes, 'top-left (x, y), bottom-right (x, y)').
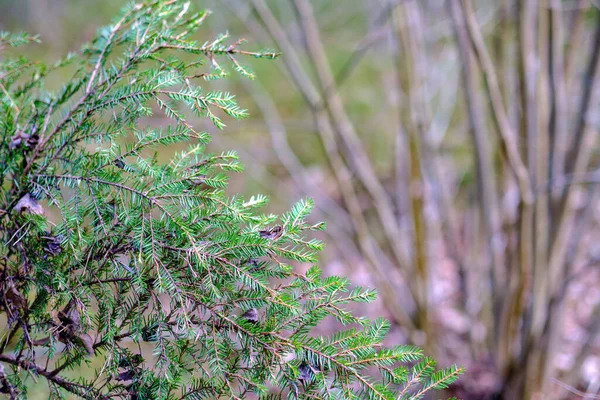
top-left (0, 1), bottom-right (461, 398)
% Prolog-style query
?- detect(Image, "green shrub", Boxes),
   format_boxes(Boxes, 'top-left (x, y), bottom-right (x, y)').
top-left (0, 1), bottom-right (462, 398)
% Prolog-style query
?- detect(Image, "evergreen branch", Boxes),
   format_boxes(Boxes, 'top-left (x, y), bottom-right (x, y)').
top-left (0, 1), bottom-right (461, 398)
top-left (0, 354), bottom-right (107, 400)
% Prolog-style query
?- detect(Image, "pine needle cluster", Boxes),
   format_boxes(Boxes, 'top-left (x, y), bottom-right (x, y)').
top-left (0, 1), bottom-right (462, 399)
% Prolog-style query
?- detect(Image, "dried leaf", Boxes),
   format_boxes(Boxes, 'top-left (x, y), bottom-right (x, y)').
top-left (58, 299), bottom-right (80, 330)
top-left (5, 284), bottom-right (26, 310)
top-left (54, 299), bottom-right (95, 355)
top-left (4, 283), bottom-right (26, 325)
top-left (76, 333), bottom-right (94, 356)
top-left (32, 336), bottom-right (51, 346)
top-left (14, 193), bottom-right (44, 215)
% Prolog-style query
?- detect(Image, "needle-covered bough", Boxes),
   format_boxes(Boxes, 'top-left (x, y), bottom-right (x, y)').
top-left (0, 1), bottom-right (462, 399)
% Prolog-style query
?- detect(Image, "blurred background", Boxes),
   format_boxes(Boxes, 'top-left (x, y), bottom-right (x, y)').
top-left (1, 0), bottom-right (600, 398)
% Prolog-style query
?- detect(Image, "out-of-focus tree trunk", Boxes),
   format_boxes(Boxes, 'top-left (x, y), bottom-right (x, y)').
top-left (230, 1), bottom-right (600, 398)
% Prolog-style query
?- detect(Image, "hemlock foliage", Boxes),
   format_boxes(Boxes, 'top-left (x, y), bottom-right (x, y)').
top-left (0, 1), bottom-right (462, 399)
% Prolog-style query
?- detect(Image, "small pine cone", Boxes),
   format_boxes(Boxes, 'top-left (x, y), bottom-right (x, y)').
top-left (141, 323), bottom-right (159, 342)
top-left (9, 127), bottom-right (38, 150)
top-left (26, 133), bottom-right (39, 147)
top-left (245, 259), bottom-right (259, 270)
top-left (119, 354), bottom-right (144, 369)
top-left (241, 308), bottom-right (259, 324)
top-left (116, 369), bottom-right (136, 382)
top-left (189, 174), bottom-right (207, 186)
top-left (298, 362), bottom-right (314, 383)
top-left (9, 131), bottom-right (28, 150)
top-left (114, 158), bottom-right (125, 169)
top-left (42, 234), bottom-right (62, 256)
top-left (258, 226), bottom-right (283, 240)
